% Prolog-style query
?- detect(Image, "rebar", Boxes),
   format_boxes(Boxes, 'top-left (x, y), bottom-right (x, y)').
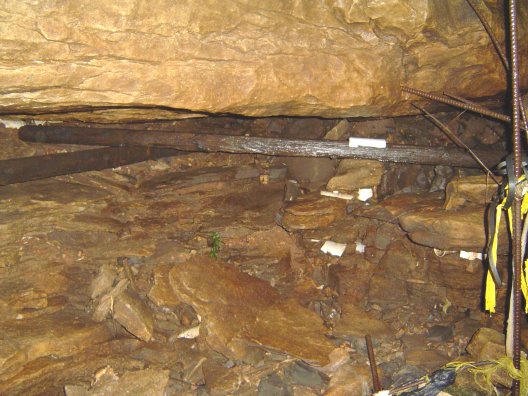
top-left (414, 103), bottom-right (500, 185)
top-left (366, 335), bottom-right (381, 392)
top-left (507, 0), bottom-right (522, 394)
top-left (466, 0), bottom-right (510, 71)
top-left (402, 86), bottom-right (512, 123)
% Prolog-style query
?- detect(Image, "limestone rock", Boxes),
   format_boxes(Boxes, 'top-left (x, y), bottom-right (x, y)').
top-left (368, 273), bottom-right (409, 306)
top-left (404, 349), bottom-right (450, 371)
top-left (429, 255), bottom-right (484, 291)
top-left (324, 364), bottom-right (372, 396)
top-left (329, 260), bottom-right (373, 304)
top-left (257, 372), bottom-right (292, 396)
top-left (147, 264), bottom-right (181, 309)
top-left (1, 1), bottom-right (527, 120)
top-left (444, 175), bottom-right (500, 209)
top-left (324, 120), bottom-right (350, 141)
top-left (280, 193), bottom-right (346, 231)
top-left (378, 240), bottom-right (427, 282)
top-left (399, 205), bottom-right (508, 251)
top-left (466, 327), bottom-right (505, 361)
top-left (113, 290), bottom-right (154, 342)
top-left (0, 309), bottom-right (114, 382)
top-left (327, 160), bottom-right (384, 192)
top-left (169, 256), bottom-right (334, 365)
top-left (68, 367), bottom-right (170, 396)
top-left (332, 303), bottom-right (393, 341)
top-left (466, 328), bottom-right (511, 388)
top-left (355, 192), bottom-right (444, 223)
top-left (90, 263), bottom-right (118, 300)
top-left (283, 157), bottom-right (337, 190)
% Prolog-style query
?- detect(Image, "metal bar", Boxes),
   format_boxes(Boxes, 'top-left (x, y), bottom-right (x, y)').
top-left (402, 86), bottom-right (512, 123)
top-left (0, 146), bottom-right (180, 186)
top-left (466, 0), bottom-right (510, 71)
top-left (414, 103), bottom-right (501, 185)
top-left (18, 125), bottom-right (507, 169)
top-left (508, 1), bottom-right (522, 394)
top-left (443, 92), bottom-right (494, 113)
top-left (366, 335), bottom-right (382, 392)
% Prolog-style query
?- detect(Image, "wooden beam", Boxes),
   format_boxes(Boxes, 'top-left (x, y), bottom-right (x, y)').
top-left (19, 125), bottom-right (506, 168)
top-left (0, 146), bottom-right (181, 186)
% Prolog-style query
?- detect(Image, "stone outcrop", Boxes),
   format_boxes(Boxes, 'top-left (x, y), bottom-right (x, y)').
top-left (1, 1), bottom-right (527, 121)
top-left (169, 257), bottom-right (335, 365)
top-left (280, 193), bottom-right (347, 231)
top-left (327, 159), bottom-right (384, 192)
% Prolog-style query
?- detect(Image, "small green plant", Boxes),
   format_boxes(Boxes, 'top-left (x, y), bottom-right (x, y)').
top-left (209, 232), bottom-right (221, 258)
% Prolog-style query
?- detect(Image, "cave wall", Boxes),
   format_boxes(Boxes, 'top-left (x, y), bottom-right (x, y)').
top-left (1, 0), bottom-right (527, 121)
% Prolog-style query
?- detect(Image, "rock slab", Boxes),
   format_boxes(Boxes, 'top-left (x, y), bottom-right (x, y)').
top-left (169, 256), bottom-right (334, 365)
top-left (1, 1), bottom-right (527, 120)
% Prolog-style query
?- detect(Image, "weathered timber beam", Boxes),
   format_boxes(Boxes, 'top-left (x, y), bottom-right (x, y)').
top-left (19, 125), bottom-right (507, 168)
top-left (0, 146), bottom-right (181, 186)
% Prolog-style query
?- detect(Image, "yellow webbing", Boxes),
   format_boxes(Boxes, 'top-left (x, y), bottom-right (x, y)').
top-left (486, 200), bottom-right (504, 313)
top-left (486, 177), bottom-right (528, 313)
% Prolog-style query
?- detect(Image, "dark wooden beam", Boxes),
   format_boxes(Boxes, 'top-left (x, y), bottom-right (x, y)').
top-left (19, 125), bottom-right (507, 168)
top-left (0, 146), bottom-right (181, 186)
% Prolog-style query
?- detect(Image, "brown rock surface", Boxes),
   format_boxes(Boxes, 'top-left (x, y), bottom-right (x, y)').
top-left (466, 327), bottom-right (505, 361)
top-left (444, 175), bottom-right (500, 209)
top-left (281, 193), bottom-right (346, 231)
top-left (113, 290), bottom-right (154, 342)
top-left (466, 328), bottom-right (511, 388)
top-left (399, 205), bottom-right (508, 251)
top-left (332, 303), bottom-right (392, 341)
top-left (1, 1), bottom-right (527, 120)
top-left (169, 256), bottom-right (334, 365)
top-left (324, 364), bottom-right (372, 396)
top-left (355, 192), bottom-right (444, 223)
top-left (369, 273), bottom-right (409, 306)
top-left (66, 367), bottom-right (170, 396)
top-left (327, 160), bottom-right (384, 192)
top-left (147, 264), bottom-right (181, 309)
top-left (0, 309), bottom-right (114, 387)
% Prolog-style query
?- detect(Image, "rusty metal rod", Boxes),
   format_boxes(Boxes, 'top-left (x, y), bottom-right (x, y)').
top-left (0, 146), bottom-right (181, 186)
top-left (508, 1), bottom-right (522, 394)
top-left (413, 103), bottom-right (501, 185)
top-left (402, 86), bottom-right (512, 123)
top-left (18, 125), bottom-right (507, 169)
top-left (366, 335), bottom-right (382, 392)
top-left (466, 0), bottom-right (510, 72)
top-left (443, 92), bottom-right (494, 113)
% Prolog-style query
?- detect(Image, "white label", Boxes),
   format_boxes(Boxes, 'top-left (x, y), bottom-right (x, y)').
top-left (349, 137), bottom-right (387, 148)
top-left (358, 188), bottom-right (373, 201)
top-left (459, 251), bottom-right (483, 261)
top-left (321, 241), bottom-right (347, 257)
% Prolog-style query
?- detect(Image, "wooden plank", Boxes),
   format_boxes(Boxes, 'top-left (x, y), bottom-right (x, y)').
top-left (0, 146), bottom-right (181, 186)
top-left (19, 125), bottom-right (507, 168)
top-left (139, 164), bottom-right (286, 190)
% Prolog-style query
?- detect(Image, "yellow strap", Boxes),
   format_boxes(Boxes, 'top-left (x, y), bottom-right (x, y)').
top-left (523, 260), bottom-right (528, 313)
top-left (486, 200), bottom-right (505, 313)
top-left (507, 207), bottom-right (513, 234)
top-left (485, 176), bottom-right (528, 314)
top-left (490, 202), bottom-right (504, 269)
top-left (485, 270), bottom-right (496, 313)
top-left (522, 190), bottom-right (528, 215)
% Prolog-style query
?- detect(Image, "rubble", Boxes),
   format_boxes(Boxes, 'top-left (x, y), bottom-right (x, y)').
top-left (0, 114), bottom-right (525, 395)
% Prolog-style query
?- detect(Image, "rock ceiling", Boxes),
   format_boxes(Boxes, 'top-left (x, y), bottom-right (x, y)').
top-left (0, 0), bottom-right (527, 121)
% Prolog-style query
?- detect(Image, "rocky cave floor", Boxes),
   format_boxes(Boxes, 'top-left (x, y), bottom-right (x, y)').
top-left (0, 115), bottom-right (527, 396)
